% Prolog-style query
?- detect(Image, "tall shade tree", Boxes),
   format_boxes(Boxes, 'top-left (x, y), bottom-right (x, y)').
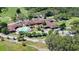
top-left (46, 32), bottom-right (79, 51)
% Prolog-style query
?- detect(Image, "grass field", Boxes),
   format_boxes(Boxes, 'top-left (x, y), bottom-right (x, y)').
top-left (0, 40), bottom-right (38, 51)
top-left (26, 41), bottom-right (47, 49)
top-left (47, 16), bottom-right (54, 18)
top-left (0, 8), bottom-right (17, 17)
top-left (0, 7), bottom-right (29, 23)
top-left (66, 17), bottom-right (79, 26)
top-left (0, 39), bottom-right (47, 51)
top-left (0, 17), bottom-right (12, 23)
top-left (0, 7), bottom-right (29, 17)
top-left (20, 8), bottom-right (29, 17)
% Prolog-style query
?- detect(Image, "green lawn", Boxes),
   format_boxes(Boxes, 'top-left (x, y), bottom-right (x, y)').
top-left (0, 7), bottom-right (29, 23)
top-left (0, 7), bottom-right (17, 17)
top-left (0, 40), bottom-right (38, 51)
top-left (0, 7), bottom-right (29, 17)
top-left (0, 17), bottom-right (12, 23)
top-left (47, 16), bottom-right (54, 18)
top-left (55, 17), bottom-right (79, 27)
top-left (66, 17), bottom-right (79, 26)
top-left (25, 41), bottom-right (47, 49)
top-left (20, 8), bottom-right (29, 18)
top-left (0, 39), bottom-right (47, 51)
top-left (0, 8), bottom-right (17, 23)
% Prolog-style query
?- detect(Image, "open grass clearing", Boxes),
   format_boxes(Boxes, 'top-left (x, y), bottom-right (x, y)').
top-left (25, 41), bottom-right (48, 49)
top-left (0, 40), bottom-right (38, 51)
top-left (0, 17), bottom-right (12, 23)
top-left (0, 8), bottom-right (17, 17)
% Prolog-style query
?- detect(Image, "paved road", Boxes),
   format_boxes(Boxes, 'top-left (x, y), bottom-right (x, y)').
top-left (24, 37), bottom-right (45, 43)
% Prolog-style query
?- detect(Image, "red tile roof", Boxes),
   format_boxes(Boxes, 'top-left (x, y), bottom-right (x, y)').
top-left (8, 23), bottom-right (18, 31)
top-left (45, 21), bottom-right (56, 28)
top-left (22, 18), bottom-right (45, 25)
top-left (8, 18), bottom-right (56, 31)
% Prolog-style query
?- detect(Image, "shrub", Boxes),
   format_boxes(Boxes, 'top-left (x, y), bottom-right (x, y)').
top-left (36, 32), bottom-right (42, 37)
top-left (26, 32), bottom-right (32, 37)
top-left (59, 22), bottom-right (66, 30)
top-left (31, 31), bottom-right (36, 37)
top-left (26, 31), bottom-right (46, 37)
top-left (19, 31), bottom-right (25, 35)
top-left (37, 26), bottom-right (42, 31)
top-left (42, 32), bottom-right (47, 36)
top-left (22, 42), bottom-right (26, 46)
top-left (48, 30), bottom-right (53, 35)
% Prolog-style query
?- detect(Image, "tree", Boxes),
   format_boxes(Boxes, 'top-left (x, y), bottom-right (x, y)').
top-left (24, 7), bottom-right (79, 20)
top-left (17, 33), bottom-right (26, 45)
top-left (59, 22), bottom-right (66, 30)
top-left (27, 13), bottom-right (33, 20)
top-left (0, 22), bottom-right (7, 28)
top-left (45, 11), bottom-right (53, 17)
top-left (46, 32), bottom-right (79, 51)
top-left (17, 34), bottom-right (24, 41)
top-left (19, 31), bottom-right (25, 35)
top-left (1, 27), bottom-right (9, 34)
top-left (0, 7), bottom-right (6, 13)
top-left (42, 32), bottom-right (47, 36)
top-left (26, 32), bottom-right (32, 37)
top-left (37, 26), bottom-right (42, 31)
top-left (48, 30), bottom-right (53, 35)
top-left (31, 31), bottom-right (36, 37)
top-left (16, 8), bottom-right (21, 14)
top-left (17, 33), bottom-right (26, 46)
